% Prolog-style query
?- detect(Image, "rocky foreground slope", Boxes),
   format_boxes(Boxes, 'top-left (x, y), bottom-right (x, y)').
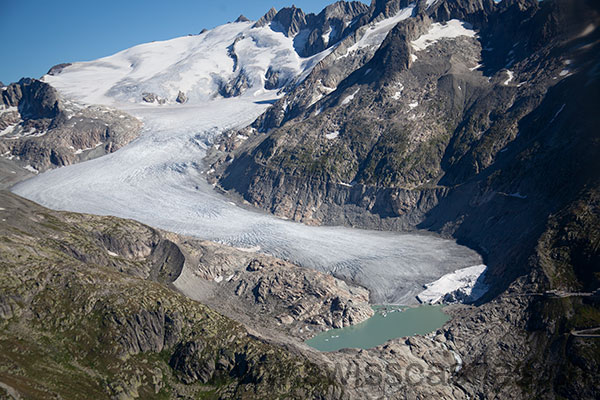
top-left (0, 191), bottom-right (355, 399)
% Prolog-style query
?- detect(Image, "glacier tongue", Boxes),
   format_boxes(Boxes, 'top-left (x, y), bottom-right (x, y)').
top-left (13, 17), bottom-right (484, 305)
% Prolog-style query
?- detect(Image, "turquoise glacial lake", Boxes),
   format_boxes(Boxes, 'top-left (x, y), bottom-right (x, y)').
top-left (305, 305), bottom-right (449, 352)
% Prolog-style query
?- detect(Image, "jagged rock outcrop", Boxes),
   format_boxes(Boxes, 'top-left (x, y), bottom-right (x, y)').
top-left (0, 78), bottom-right (141, 188)
top-left (172, 243), bottom-right (374, 339)
top-left (270, 6), bottom-right (308, 37)
top-left (253, 2), bottom-right (369, 57)
top-left (254, 7), bottom-right (278, 28)
top-left (175, 90), bottom-right (187, 103)
top-left (142, 91), bottom-right (166, 104)
top-left (47, 62), bottom-right (72, 76)
top-left (219, 69), bottom-right (251, 98)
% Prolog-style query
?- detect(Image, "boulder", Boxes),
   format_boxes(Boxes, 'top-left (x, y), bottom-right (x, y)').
top-left (175, 91), bottom-right (187, 104)
top-left (142, 92), bottom-right (158, 103)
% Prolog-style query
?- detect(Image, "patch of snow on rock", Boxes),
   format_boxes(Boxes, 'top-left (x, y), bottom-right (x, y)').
top-left (549, 104), bottom-right (566, 124)
top-left (236, 245), bottom-right (261, 253)
top-left (508, 192), bottom-right (527, 199)
top-left (411, 20), bottom-right (477, 52)
top-left (344, 5), bottom-right (415, 56)
top-left (451, 350), bottom-right (463, 373)
top-left (325, 131), bottom-right (339, 140)
top-left (74, 142), bottom-right (103, 155)
top-left (0, 125), bottom-right (17, 137)
top-left (503, 70), bottom-right (514, 85)
top-left (341, 88), bottom-right (360, 105)
top-left (23, 165), bottom-right (39, 174)
top-left (417, 264), bottom-right (488, 304)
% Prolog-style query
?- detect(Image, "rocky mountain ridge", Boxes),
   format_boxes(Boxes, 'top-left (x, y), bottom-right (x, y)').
top-left (205, 0), bottom-right (600, 397)
top-left (210, 0), bottom-right (599, 291)
top-left (0, 78), bottom-right (141, 188)
top-left (254, 1), bottom-right (369, 57)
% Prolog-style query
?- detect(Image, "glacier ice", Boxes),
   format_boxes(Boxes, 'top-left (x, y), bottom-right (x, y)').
top-left (12, 16), bottom-right (483, 304)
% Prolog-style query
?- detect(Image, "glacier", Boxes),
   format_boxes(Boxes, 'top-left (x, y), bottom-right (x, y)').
top-left (11, 16), bottom-right (484, 304)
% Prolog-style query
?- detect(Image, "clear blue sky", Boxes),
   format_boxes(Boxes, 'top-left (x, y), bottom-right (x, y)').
top-left (0, 0), bottom-right (352, 84)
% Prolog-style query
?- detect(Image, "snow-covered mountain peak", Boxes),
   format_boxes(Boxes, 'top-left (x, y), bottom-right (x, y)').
top-left (42, 18), bottom-right (332, 107)
top-left (41, 2), bottom-right (383, 108)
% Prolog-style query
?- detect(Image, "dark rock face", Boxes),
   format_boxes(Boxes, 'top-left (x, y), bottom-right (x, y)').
top-left (300, 1), bottom-right (371, 57)
top-left (110, 309), bottom-right (184, 356)
top-left (46, 62), bottom-right (72, 76)
top-left (176, 90), bottom-right (187, 103)
top-left (149, 239), bottom-right (186, 282)
top-left (235, 14), bottom-right (250, 23)
top-left (142, 92), bottom-right (158, 103)
top-left (2, 78), bottom-right (60, 119)
top-left (264, 67), bottom-right (283, 90)
top-left (219, 69), bottom-right (251, 98)
top-left (271, 6), bottom-right (308, 37)
top-left (169, 340), bottom-right (214, 384)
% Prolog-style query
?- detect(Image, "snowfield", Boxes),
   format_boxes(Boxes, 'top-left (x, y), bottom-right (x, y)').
top-left (12, 17), bottom-right (484, 304)
top-left (345, 4), bottom-right (415, 55)
top-left (417, 264), bottom-right (489, 304)
top-left (43, 20), bottom-right (326, 106)
top-left (411, 19), bottom-right (477, 51)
